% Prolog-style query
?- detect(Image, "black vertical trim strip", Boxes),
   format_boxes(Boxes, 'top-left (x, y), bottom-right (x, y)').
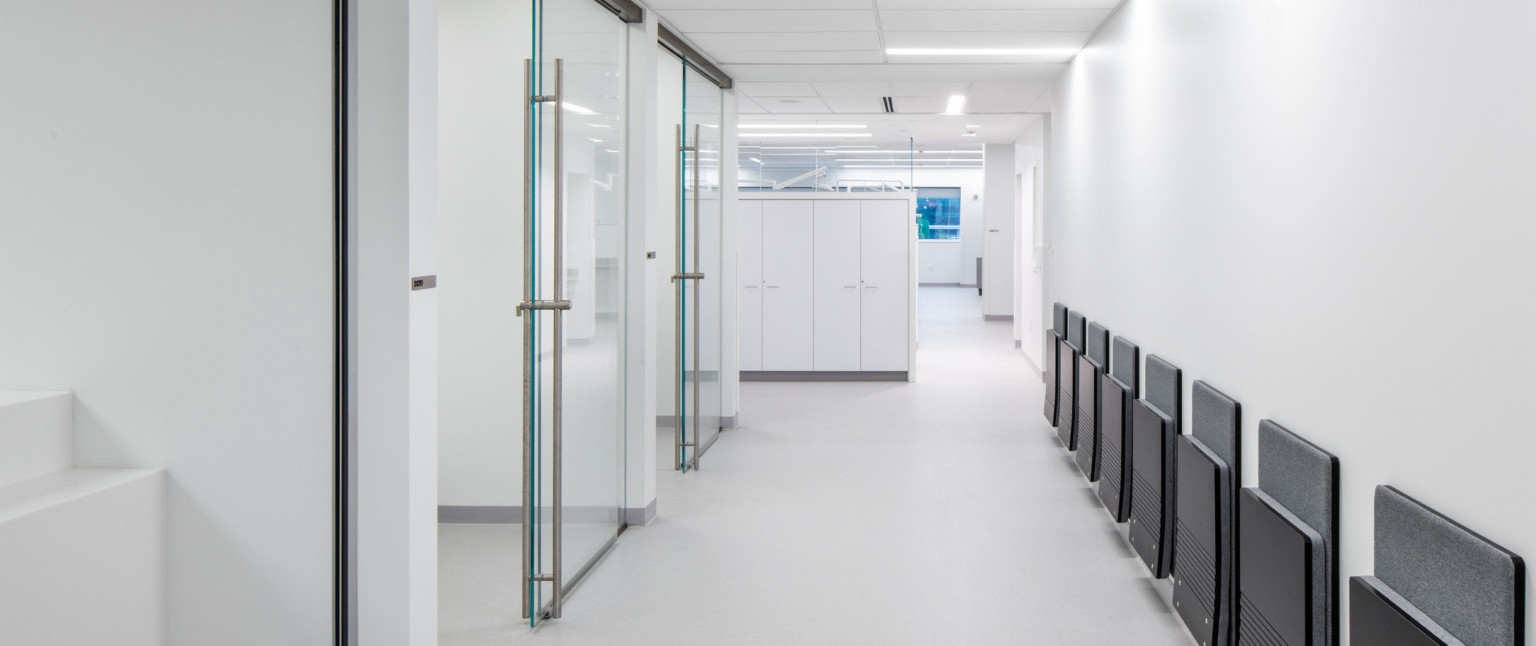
top-left (333, 0), bottom-right (350, 642)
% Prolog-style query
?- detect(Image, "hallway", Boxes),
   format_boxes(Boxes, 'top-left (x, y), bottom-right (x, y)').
top-left (465, 287), bottom-right (1192, 645)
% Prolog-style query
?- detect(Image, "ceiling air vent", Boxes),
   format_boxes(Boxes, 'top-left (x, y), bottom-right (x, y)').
top-left (882, 97), bottom-right (895, 113)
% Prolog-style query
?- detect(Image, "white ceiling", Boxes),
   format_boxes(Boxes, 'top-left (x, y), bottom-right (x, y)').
top-left (647, 0), bottom-right (1118, 151)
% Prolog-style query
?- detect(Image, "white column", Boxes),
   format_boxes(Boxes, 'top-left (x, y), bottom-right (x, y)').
top-left (625, 12), bottom-right (660, 524)
top-left (353, 0), bottom-right (438, 642)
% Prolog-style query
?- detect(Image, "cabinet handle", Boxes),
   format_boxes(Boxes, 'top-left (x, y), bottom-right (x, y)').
top-left (865, 285), bottom-right (878, 290)
top-left (843, 285), bottom-right (857, 289)
top-left (766, 285), bottom-right (780, 289)
top-left (744, 285), bottom-right (759, 289)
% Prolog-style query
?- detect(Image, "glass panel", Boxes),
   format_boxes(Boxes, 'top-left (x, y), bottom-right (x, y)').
top-left (529, 0), bottom-right (627, 623)
top-left (682, 64), bottom-right (724, 467)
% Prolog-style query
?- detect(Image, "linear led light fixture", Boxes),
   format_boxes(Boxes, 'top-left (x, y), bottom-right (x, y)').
top-left (739, 124), bottom-right (867, 129)
top-left (887, 48), bottom-right (1080, 57)
top-left (563, 102), bottom-right (597, 115)
top-left (742, 133), bottom-right (874, 138)
top-left (944, 95), bottom-right (966, 115)
top-left (841, 164), bottom-right (982, 169)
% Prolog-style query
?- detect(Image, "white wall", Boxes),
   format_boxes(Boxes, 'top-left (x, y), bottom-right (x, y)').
top-left (1050, 1), bottom-right (1536, 641)
top-left (982, 144), bottom-right (1015, 317)
top-left (436, 0), bottom-right (529, 507)
top-left (0, 0), bottom-right (337, 642)
top-left (354, 0), bottom-right (439, 641)
top-left (1014, 119), bottom-right (1047, 367)
top-left (654, 50), bottom-right (683, 420)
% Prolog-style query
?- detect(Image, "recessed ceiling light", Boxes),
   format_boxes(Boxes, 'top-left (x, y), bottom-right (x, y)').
top-left (944, 95), bottom-right (967, 115)
top-left (965, 125), bottom-right (981, 129)
top-left (886, 48), bottom-right (1080, 57)
top-left (739, 124), bottom-right (867, 129)
top-left (961, 133), bottom-right (977, 137)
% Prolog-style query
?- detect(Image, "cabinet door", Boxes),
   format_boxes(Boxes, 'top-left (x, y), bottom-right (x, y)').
top-left (761, 200), bottom-right (814, 371)
top-left (812, 200), bottom-right (861, 371)
top-left (860, 200), bottom-right (911, 371)
top-left (738, 200), bottom-right (764, 371)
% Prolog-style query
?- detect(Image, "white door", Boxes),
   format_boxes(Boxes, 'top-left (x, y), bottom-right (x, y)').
top-left (738, 200), bottom-right (764, 371)
top-left (812, 200), bottom-right (861, 371)
top-left (860, 200), bottom-right (911, 371)
top-left (761, 200), bottom-right (814, 371)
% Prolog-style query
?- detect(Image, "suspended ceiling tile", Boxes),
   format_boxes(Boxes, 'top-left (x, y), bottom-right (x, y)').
top-left (890, 81), bottom-right (971, 96)
top-left (758, 96), bottom-right (832, 113)
top-left (660, 10), bottom-right (878, 33)
top-left (966, 81), bottom-right (1049, 113)
top-left (883, 31), bottom-right (1092, 49)
top-left (812, 81), bottom-right (896, 97)
top-left (892, 96), bottom-right (949, 113)
top-left (715, 51), bottom-right (886, 65)
top-left (1026, 88), bottom-right (1055, 113)
top-left (820, 95), bottom-right (886, 113)
top-left (735, 81), bottom-right (818, 97)
top-left (879, 10), bottom-right (1111, 32)
top-left (689, 31), bottom-right (882, 52)
top-left (876, 0), bottom-right (1119, 8)
top-left (721, 63), bottom-right (1068, 83)
top-left (647, 0), bottom-right (871, 8)
top-left (736, 97), bottom-right (769, 113)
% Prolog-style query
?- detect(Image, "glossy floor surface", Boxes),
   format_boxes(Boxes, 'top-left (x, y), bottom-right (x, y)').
top-left (439, 287), bottom-right (1194, 645)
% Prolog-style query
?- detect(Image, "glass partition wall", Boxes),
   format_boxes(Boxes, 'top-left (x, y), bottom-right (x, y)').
top-left (675, 62), bottom-right (725, 471)
top-left (525, 0), bottom-right (628, 624)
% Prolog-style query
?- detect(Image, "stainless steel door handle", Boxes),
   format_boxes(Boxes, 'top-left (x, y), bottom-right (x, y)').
top-left (522, 57), bottom-right (567, 621)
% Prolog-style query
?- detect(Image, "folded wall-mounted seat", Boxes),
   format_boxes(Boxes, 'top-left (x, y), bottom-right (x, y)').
top-left (1238, 421), bottom-right (1339, 646)
top-left (1129, 354), bottom-right (1181, 578)
top-left (1043, 303), bottom-right (1067, 426)
top-left (1097, 336), bottom-right (1140, 522)
top-left (1350, 486), bottom-right (1525, 646)
top-left (1172, 381), bottom-right (1242, 646)
top-left (1075, 322), bottom-right (1111, 481)
top-left (1058, 310), bottom-right (1088, 450)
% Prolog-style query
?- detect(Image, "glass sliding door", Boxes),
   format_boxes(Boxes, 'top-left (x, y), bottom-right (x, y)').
top-left (524, 0), bottom-right (628, 623)
top-left (675, 62), bottom-right (724, 471)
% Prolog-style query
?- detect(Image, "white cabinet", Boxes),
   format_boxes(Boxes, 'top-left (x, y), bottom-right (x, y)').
top-left (760, 200), bottom-right (814, 371)
top-left (812, 200), bottom-right (862, 371)
top-left (738, 200), bottom-right (763, 371)
top-left (859, 200), bottom-right (912, 371)
top-left (739, 195), bottom-right (915, 378)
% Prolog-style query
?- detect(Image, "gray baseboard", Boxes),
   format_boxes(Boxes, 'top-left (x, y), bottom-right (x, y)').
top-left (742, 371), bottom-right (907, 382)
top-left (984, 314), bottom-right (1014, 321)
top-left (1020, 350), bottom-right (1042, 379)
top-left (625, 500), bottom-right (656, 527)
top-left (656, 414), bottom-right (734, 430)
top-left (438, 505), bottom-right (624, 525)
top-left (1015, 340), bottom-right (1022, 348)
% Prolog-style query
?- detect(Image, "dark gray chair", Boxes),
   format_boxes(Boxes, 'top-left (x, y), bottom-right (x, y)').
top-left (1097, 336), bottom-right (1139, 523)
top-left (1075, 322), bottom-right (1110, 481)
top-left (1057, 311), bottom-right (1087, 450)
top-left (1129, 354), bottom-right (1181, 578)
top-left (1171, 381), bottom-right (1241, 646)
top-left (1043, 303), bottom-right (1067, 426)
top-left (1238, 421), bottom-right (1339, 646)
top-left (1350, 486), bottom-right (1525, 646)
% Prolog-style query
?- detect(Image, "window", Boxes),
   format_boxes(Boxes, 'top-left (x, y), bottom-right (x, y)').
top-left (916, 187), bottom-right (962, 240)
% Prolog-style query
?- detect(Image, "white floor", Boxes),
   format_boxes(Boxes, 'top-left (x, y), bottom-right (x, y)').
top-left (440, 287), bottom-right (1194, 645)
